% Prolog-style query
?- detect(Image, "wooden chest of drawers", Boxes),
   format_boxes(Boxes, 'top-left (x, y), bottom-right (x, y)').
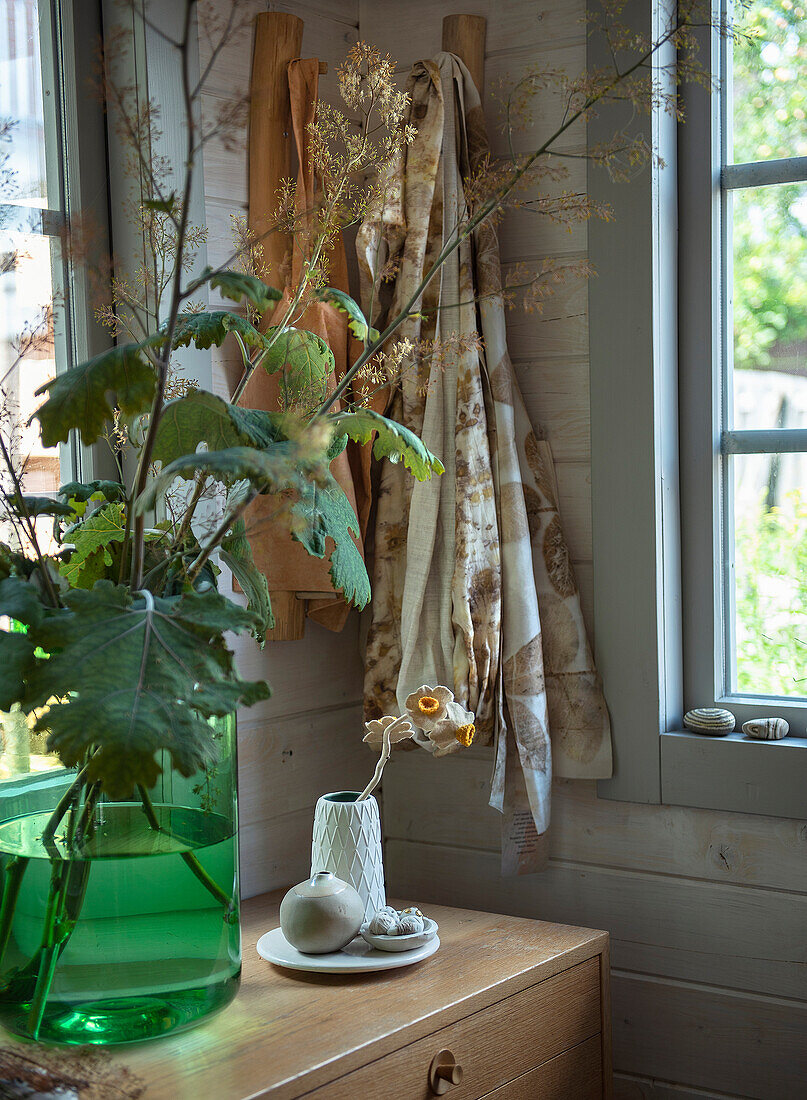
top-left (2, 891), bottom-right (611, 1099)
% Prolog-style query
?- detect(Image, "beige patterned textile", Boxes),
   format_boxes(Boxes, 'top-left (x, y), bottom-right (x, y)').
top-left (358, 54), bottom-right (611, 857)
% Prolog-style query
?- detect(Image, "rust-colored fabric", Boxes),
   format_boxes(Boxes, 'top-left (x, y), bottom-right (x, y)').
top-left (243, 59), bottom-right (372, 631)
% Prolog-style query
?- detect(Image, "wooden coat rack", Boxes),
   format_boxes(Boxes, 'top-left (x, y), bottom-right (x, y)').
top-left (246, 12), bottom-right (486, 639)
top-left (442, 14), bottom-right (487, 92)
top-left (248, 12), bottom-right (306, 640)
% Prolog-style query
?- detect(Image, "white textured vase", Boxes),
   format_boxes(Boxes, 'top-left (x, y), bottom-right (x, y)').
top-left (311, 792), bottom-right (386, 920)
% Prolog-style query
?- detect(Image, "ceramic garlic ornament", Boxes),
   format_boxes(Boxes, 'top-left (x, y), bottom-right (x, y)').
top-left (367, 909), bottom-right (398, 935)
top-left (396, 913), bottom-right (425, 935)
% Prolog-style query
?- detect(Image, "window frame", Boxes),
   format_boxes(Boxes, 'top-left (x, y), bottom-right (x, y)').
top-left (0, 0), bottom-right (116, 493)
top-left (687, 0), bottom-right (807, 727)
top-left (57, 0), bottom-right (119, 484)
top-left (589, 0), bottom-right (807, 819)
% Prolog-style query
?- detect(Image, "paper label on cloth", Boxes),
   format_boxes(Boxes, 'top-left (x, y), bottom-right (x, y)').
top-left (500, 725), bottom-right (549, 875)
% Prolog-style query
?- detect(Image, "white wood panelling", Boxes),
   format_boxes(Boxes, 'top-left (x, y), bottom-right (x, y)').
top-left (614, 1076), bottom-right (744, 1100)
top-left (515, 358), bottom-right (591, 462)
top-left (385, 757), bottom-right (807, 895)
top-left (361, 0), bottom-right (586, 62)
top-left (501, 259), bottom-right (589, 361)
top-left (239, 807), bottom-right (316, 898)
top-left (233, 615), bottom-right (363, 724)
top-left (237, 703), bottom-right (365, 826)
top-left (496, 160), bottom-right (589, 261)
top-left (553, 461), bottom-right (592, 562)
top-left (198, 0), bottom-right (358, 101)
top-left (611, 973), bottom-right (807, 1099)
top-left (386, 837), bottom-right (807, 999)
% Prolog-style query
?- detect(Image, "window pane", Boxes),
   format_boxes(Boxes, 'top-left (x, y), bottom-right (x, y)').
top-left (0, 0), bottom-right (63, 554)
top-left (731, 182), bottom-right (807, 428)
top-left (0, 0), bottom-right (48, 204)
top-left (731, 0), bottom-right (807, 165)
top-left (731, 452), bottom-right (807, 699)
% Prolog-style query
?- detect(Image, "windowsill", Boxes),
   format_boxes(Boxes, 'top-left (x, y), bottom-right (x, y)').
top-left (660, 729), bottom-right (807, 819)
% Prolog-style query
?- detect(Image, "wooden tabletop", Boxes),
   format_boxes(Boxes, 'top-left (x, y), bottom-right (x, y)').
top-left (0, 890), bottom-right (607, 1100)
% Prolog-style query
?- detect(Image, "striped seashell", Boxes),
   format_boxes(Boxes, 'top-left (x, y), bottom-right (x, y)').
top-left (742, 718), bottom-right (788, 741)
top-left (683, 708), bottom-right (735, 735)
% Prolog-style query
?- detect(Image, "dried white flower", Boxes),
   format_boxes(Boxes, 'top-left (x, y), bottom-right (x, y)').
top-left (362, 714), bottom-right (415, 751)
top-left (423, 700), bottom-right (477, 757)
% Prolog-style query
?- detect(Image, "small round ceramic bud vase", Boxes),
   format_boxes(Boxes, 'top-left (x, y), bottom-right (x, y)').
top-left (280, 871), bottom-right (364, 954)
top-left (311, 792), bottom-right (386, 921)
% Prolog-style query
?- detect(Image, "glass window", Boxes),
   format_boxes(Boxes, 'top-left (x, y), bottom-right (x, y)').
top-left (721, 0), bottom-right (807, 701)
top-left (731, 0), bottom-right (807, 164)
top-left (1, 0), bottom-right (71, 555)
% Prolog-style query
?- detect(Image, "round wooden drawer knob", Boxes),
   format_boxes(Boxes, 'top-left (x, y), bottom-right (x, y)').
top-left (429, 1049), bottom-right (464, 1094)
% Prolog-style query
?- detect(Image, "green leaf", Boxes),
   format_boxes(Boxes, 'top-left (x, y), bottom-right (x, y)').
top-left (6, 494), bottom-right (75, 519)
top-left (152, 390), bottom-right (282, 472)
top-left (59, 502), bottom-right (126, 587)
top-left (59, 480), bottom-right (125, 505)
top-left (170, 310), bottom-right (268, 351)
top-left (0, 545), bottom-right (11, 583)
top-left (0, 577), bottom-right (45, 628)
top-left (33, 343), bottom-right (158, 447)
top-left (263, 327), bottom-right (335, 411)
top-left (328, 433), bottom-right (349, 461)
top-left (315, 287), bottom-right (380, 343)
top-left (293, 471), bottom-right (371, 609)
top-left (221, 518), bottom-right (273, 643)
top-left (143, 191), bottom-right (176, 214)
top-left (87, 746), bottom-right (161, 794)
top-left (139, 444), bottom-right (310, 512)
top-left (29, 582), bottom-right (270, 797)
top-left (330, 408), bottom-right (445, 481)
top-left (190, 267), bottom-right (282, 312)
top-left (0, 632), bottom-right (35, 711)
top-left (60, 547), bottom-right (110, 589)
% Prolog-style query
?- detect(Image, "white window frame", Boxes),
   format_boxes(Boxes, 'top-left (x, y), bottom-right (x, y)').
top-left (588, 0), bottom-right (807, 818)
top-left (1, 0), bottom-right (117, 489)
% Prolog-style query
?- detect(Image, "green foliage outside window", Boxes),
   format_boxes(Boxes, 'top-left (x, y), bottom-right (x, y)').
top-left (732, 1), bottom-right (807, 370)
top-left (735, 490), bottom-right (807, 695)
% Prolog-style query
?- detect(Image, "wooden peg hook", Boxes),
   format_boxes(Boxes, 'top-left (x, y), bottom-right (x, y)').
top-left (442, 14), bottom-right (487, 94)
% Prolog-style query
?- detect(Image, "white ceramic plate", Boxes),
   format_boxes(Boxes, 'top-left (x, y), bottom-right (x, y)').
top-left (256, 926), bottom-right (440, 973)
top-left (360, 917), bottom-right (439, 952)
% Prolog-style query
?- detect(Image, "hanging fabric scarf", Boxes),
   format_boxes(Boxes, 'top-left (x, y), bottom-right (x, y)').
top-left (357, 54), bottom-right (612, 872)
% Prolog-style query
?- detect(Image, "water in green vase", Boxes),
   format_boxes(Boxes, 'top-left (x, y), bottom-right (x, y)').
top-left (0, 801), bottom-right (240, 1045)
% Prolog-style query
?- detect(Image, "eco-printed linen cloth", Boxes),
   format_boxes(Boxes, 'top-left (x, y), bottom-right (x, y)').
top-left (357, 54), bottom-right (611, 864)
top-left (358, 57), bottom-right (501, 738)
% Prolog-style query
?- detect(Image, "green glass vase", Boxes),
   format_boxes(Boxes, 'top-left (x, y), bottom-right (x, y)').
top-left (0, 713), bottom-right (240, 1045)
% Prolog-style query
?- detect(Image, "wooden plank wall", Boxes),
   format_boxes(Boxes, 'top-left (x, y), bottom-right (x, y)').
top-left (196, 0), bottom-right (367, 900)
top-left (197, 1), bottom-right (807, 1094)
top-left (357, 2), bottom-right (807, 1098)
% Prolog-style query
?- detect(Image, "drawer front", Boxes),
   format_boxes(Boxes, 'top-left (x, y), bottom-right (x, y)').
top-left (479, 1034), bottom-right (602, 1099)
top-left (304, 956), bottom-right (602, 1100)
